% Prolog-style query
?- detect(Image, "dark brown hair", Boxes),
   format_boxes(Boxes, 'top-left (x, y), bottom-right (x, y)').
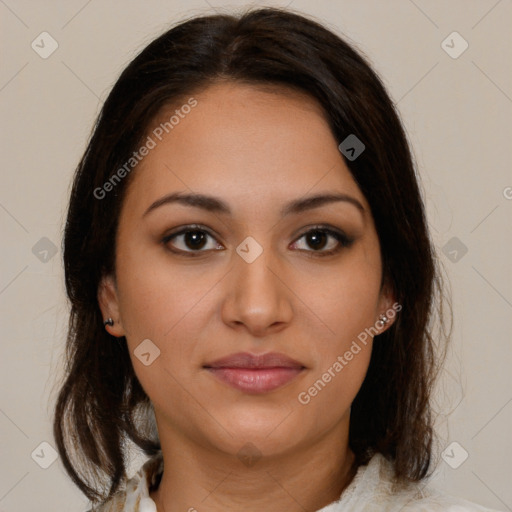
top-left (54, 6), bottom-right (451, 503)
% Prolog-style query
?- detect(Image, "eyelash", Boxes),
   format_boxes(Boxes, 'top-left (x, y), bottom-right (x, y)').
top-left (161, 224), bottom-right (355, 258)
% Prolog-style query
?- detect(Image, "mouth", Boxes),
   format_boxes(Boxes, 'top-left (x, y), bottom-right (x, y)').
top-left (203, 352), bottom-right (306, 394)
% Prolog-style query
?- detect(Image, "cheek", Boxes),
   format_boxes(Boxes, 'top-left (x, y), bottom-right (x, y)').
top-left (304, 261), bottom-right (382, 342)
top-left (294, 254), bottom-right (380, 410)
top-left (297, 338), bottom-right (373, 419)
top-left (115, 265), bottom-right (205, 411)
top-left (115, 241), bottom-right (209, 337)
top-left (115, 249), bottom-right (222, 386)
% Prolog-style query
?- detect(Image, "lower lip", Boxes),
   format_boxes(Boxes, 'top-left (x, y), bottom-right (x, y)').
top-left (206, 367), bottom-right (304, 393)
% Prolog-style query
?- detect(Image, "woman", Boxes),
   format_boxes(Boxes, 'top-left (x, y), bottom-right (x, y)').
top-left (53, 7), bottom-right (500, 512)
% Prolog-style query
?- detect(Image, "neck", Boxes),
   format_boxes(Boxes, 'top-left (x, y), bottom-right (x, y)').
top-left (150, 420), bottom-right (357, 512)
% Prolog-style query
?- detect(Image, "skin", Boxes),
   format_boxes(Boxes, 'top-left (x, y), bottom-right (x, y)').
top-left (98, 81), bottom-right (396, 512)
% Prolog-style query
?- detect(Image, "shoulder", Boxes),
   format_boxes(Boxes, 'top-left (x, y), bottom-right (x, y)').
top-left (84, 451), bottom-right (164, 512)
top-left (400, 495), bottom-right (503, 512)
top-left (85, 491), bottom-right (127, 512)
top-left (400, 494), bottom-right (503, 512)
top-left (319, 453), bottom-right (504, 512)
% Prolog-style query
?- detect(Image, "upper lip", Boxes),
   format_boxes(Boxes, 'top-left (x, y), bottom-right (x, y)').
top-left (204, 352), bottom-right (305, 369)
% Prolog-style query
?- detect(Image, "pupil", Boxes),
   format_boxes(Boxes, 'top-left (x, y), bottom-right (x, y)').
top-left (186, 230), bottom-right (206, 249)
top-left (308, 231), bottom-right (326, 250)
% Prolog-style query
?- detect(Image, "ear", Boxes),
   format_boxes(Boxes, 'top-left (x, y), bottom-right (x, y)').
top-left (375, 280), bottom-right (400, 334)
top-left (97, 273), bottom-right (125, 337)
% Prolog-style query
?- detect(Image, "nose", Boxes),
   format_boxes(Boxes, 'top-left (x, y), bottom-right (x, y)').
top-left (221, 243), bottom-right (294, 338)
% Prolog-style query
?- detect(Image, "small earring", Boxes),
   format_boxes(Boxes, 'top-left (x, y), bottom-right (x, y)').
top-left (376, 314), bottom-right (389, 329)
top-left (103, 318), bottom-right (114, 327)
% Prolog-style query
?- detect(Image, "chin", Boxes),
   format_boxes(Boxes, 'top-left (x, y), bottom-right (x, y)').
top-left (215, 431), bottom-right (300, 463)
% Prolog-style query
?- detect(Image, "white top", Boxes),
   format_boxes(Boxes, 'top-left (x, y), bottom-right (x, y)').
top-left (87, 450), bottom-right (502, 511)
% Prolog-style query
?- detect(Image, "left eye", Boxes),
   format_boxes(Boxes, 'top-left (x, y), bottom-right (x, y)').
top-left (291, 227), bottom-right (354, 256)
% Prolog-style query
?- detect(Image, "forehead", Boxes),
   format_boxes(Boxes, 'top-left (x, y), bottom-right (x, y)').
top-left (123, 81), bottom-right (368, 215)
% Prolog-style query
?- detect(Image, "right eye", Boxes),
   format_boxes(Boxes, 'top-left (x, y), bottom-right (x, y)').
top-left (161, 224), bottom-right (224, 256)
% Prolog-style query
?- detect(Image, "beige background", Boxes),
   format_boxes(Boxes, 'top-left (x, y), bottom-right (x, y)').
top-left (1, 1), bottom-right (511, 511)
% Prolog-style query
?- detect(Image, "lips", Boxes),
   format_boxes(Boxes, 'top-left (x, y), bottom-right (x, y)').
top-left (204, 352), bottom-right (305, 394)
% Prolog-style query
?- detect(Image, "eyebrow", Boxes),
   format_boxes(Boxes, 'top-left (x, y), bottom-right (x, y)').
top-left (143, 191), bottom-right (365, 218)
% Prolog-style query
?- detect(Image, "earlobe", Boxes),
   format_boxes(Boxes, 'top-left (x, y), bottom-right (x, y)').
top-left (97, 274), bottom-right (125, 337)
top-left (376, 284), bottom-right (399, 333)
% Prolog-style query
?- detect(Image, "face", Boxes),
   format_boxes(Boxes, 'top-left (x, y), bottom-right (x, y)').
top-left (99, 81), bottom-right (396, 459)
